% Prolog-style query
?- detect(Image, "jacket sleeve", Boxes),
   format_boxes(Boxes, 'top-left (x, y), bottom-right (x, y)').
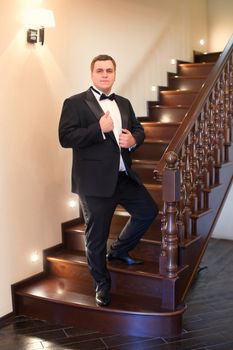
top-left (128, 101), bottom-right (145, 150)
top-left (58, 98), bottom-right (104, 149)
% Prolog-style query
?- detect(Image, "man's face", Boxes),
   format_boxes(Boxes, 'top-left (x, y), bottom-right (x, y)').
top-left (91, 60), bottom-right (116, 94)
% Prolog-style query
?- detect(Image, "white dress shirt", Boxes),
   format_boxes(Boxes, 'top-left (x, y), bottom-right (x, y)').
top-left (91, 87), bottom-right (126, 172)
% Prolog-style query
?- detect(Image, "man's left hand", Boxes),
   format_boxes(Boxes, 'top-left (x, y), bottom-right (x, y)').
top-left (119, 129), bottom-right (137, 148)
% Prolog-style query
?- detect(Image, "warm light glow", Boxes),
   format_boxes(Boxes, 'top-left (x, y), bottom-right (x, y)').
top-left (57, 287), bottom-right (64, 295)
top-left (57, 281), bottom-right (65, 295)
top-left (31, 251), bottom-right (39, 263)
top-left (68, 199), bottom-right (77, 208)
top-left (151, 86), bottom-right (156, 92)
top-left (25, 8), bottom-right (55, 28)
top-left (170, 58), bottom-right (176, 65)
top-left (199, 39), bottom-right (205, 46)
top-left (161, 115), bottom-right (171, 123)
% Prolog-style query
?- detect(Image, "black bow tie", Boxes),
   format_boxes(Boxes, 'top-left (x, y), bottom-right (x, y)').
top-left (100, 93), bottom-right (115, 101)
top-left (91, 87), bottom-right (115, 101)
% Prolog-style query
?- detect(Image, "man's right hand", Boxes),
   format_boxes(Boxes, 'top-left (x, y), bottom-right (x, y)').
top-left (99, 111), bottom-right (114, 133)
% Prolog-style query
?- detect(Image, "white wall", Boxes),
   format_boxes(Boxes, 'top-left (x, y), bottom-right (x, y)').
top-left (212, 184), bottom-right (233, 240)
top-left (0, 0), bottom-right (79, 317)
top-left (46, 0), bottom-right (209, 116)
top-left (0, 0), bottom-right (231, 318)
top-left (207, 0), bottom-right (233, 51)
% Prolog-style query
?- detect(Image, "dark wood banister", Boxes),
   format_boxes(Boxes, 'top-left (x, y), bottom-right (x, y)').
top-left (154, 34), bottom-right (233, 176)
top-left (156, 34), bottom-right (233, 291)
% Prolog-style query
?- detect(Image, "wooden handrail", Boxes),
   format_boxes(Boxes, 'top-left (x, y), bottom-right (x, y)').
top-left (154, 34), bottom-right (233, 176)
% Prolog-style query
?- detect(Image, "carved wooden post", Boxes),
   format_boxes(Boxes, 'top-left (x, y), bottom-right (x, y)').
top-left (162, 151), bottom-right (180, 278)
top-left (159, 203), bottom-right (167, 276)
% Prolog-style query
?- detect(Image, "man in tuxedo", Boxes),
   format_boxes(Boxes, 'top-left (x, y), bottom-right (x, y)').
top-left (59, 54), bottom-right (158, 307)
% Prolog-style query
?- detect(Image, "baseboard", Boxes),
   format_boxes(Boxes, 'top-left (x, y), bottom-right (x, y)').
top-left (0, 311), bottom-right (14, 326)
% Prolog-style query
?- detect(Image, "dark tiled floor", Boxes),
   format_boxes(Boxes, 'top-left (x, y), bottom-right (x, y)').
top-left (1, 238), bottom-right (233, 349)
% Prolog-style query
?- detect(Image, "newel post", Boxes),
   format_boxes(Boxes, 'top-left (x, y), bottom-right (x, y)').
top-left (162, 151), bottom-right (180, 278)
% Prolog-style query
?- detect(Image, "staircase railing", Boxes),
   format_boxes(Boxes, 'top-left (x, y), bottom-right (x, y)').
top-left (156, 34), bottom-right (233, 282)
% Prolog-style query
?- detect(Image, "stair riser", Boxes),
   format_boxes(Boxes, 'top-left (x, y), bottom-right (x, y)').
top-left (47, 260), bottom-right (163, 298)
top-left (148, 106), bottom-right (188, 122)
top-left (179, 238), bottom-right (202, 267)
top-left (133, 142), bottom-right (168, 161)
top-left (142, 124), bottom-right (179, 140)
top-left (110, 212), bottom-right (162, 235)
top-left (178, 64), bottom-right (213, 76)
top-left (168, 77), bottom-right (206, 91)
top-left (15, 295), bottom-right (184, 337)
top-left (160, 92), bottom-right (197, 106)
top-left (130, 240), bottom-right (161, 261)
top-left (194, 52), bottom-right (220, 63)
top-left (110, 214), bottom-right (163, 248)
top-left (47, 261), bottom-right (93, 290)
top-left (147, 187), bottom-right (163, 208)
top-left (132, 164), bottom-right (156, 182)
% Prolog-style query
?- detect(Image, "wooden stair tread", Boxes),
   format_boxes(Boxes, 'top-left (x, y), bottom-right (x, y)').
top-left (16, 276), bottom-right (183, 315)
top-left (150, 104), bottom-right (190, 109)
top-left (132, 159), bottom-right (158, 165)
top-left (47, 249), bottom-right (188, 279)
top-left (142, 121), bottom-right (181, 126)
top-left (143, 139), bottom-right (170, 144)
top-left (160, 90), bottom-right (198, 94)
top-left (48, 249), bottom-right (163, 277)
top-left (144, 183), bottom-right (162, 190)
top-left (170, 75), bottom-right (208, 79)
top-left (179, 62), bottom-right (214, 67)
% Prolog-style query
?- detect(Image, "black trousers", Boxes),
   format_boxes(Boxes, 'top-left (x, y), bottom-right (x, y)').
top-left (79, 172), bottom-right (158, 292)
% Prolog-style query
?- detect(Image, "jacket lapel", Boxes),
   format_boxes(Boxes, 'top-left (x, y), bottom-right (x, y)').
top-left (84, 88), bottom-right (117, 144)
top-left (85, 88), bottom-right (104, 121)
top-left (115, 96), bottom-right (128, 129)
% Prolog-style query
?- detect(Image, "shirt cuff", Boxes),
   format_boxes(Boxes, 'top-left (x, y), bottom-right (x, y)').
top-left (129, 144), bottom-right (137, 151)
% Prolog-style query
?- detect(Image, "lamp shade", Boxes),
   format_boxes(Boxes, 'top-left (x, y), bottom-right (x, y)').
top-left (26, 8), bottom-right (55, 28)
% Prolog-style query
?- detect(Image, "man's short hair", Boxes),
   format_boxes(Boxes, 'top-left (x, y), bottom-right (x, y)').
top-left (90, 54), bottom-right (116, 72)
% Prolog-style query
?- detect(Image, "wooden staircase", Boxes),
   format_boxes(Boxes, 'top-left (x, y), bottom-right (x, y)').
top-left (12, 42), bottom-right (233, 337)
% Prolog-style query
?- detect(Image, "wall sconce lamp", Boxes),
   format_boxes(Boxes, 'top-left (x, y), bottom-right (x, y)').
top-left (26, 9), bottom-right (55, 45)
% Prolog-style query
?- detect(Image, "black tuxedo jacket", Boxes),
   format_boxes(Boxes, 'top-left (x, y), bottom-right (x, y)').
top-left (59, 88), bottom-right (145, 197)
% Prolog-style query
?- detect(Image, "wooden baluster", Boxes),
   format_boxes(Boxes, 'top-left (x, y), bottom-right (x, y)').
top-left (195, 115), bottom-right (205, 210)
top-left (202, 112), bottom-right (211, 188)
top-left (213, 83), bottom-right (221, 184)
top-left (153, 169), bottom-right (162, 183)
top-left (159, 202), bottom-right (167, 276)
top-left (205, 97), bottom-right (216, 187)
top-left (177, 153), bottom-right (185, 244)
top-left (183, 142), bottom-right (193, 239)
top-left (202, 112), bottom-right (212, 209)
top-left (223, 64), bottom-right (231, 162)
top-left (189, 129), bottom-right (199, 212)
top-left (162, 151), bottom-right (180, 278)
top-left (229, 55), bottom-right (233, 142)
top-left (218, 75), bottom-right (226, 164)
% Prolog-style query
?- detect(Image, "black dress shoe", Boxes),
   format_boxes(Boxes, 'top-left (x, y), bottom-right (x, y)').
top-left (106, 252), bottom-right (143, 265)
top-left (95, 289), bottom-right (111, 307)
